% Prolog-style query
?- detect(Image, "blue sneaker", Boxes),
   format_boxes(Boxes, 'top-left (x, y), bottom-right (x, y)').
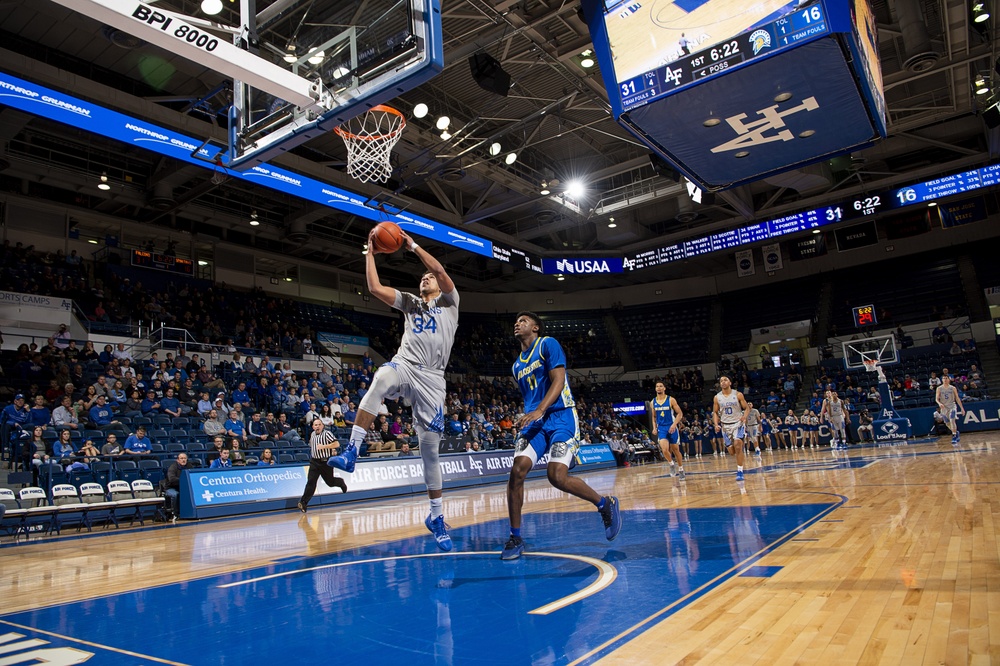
top-left (736, 470), bottom-right (745, 481)
top-left (598, 496), bottom-right (622, 541)
top-left (327, 442), bottom-right (358, 473)
top-left (425, 513), bottom-right (453, 552)
top-left (500, 535), bottom-right (524, 560)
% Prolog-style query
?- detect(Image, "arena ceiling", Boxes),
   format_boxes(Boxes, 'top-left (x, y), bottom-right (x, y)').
top-left (0, 0), bottom-right (998, 292)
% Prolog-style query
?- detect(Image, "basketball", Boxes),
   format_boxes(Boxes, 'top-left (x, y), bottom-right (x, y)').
top-left (371, 221), bottom-right (404, 253)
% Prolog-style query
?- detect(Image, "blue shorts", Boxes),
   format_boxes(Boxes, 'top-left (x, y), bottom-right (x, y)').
top-left (516, 407), bottom-right (579, 466)
top-left (656, 424), bottom-right (680, 445)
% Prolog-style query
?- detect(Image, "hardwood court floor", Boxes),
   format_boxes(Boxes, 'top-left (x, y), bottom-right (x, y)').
top-left (0, 434), bottom-right (997, 665)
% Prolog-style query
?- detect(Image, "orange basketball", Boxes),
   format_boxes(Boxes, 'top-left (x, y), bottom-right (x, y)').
top-left (371, 221), bottom-right (404, 253)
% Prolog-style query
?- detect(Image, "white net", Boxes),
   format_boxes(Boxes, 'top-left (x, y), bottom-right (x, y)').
top-left (335, 105), bottom-right (405, 183)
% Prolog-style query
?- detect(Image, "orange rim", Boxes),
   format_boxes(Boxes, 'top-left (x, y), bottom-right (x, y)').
top-left (333, 105), bottom-right (406, 141)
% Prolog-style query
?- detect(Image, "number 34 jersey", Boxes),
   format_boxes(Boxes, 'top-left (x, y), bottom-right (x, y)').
top-left (512, 336), bottom-right (575, 415)
top-left (393, 288), bottom-right (459, 372)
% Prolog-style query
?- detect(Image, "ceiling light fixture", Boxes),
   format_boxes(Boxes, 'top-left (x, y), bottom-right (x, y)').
top-left (307, 50), bottom-right (325, 65)
top-left (566, 179), bottom-right (585, 198)
top-left (98, 173), bottom-right (111, 191)
top-left (436, 115), bottom-right (451, 130)
top-left (504, 152), bottom-right (517, 165)
top-left (332, 66), bottom-right (350, 79)
top-left (489, 142), bottom-right (502, 156)
top-left (413, 103), bottom-right (429, 118)
top-left (197, 260), bottom-right (208, 266)
top-left (540, 181), bottom-right (550, 195)
top-left (580, 57), bottom-right (595, 68)
top-left (556, 275), bottom-right (565, 281)
top-left (974, 2), bottom-right (990, 22)
top-left (201, 0), bottom-right (223, 15)
top-left (608, 216), bottom-right (616, 228)
top-left (284, 277), bottom-right (293, 282)
top-left (87, 239), bottom-right (99, 244)
top-left (975, 75), bottom-right (989, 94)
top-left (249, 210), bottom-right (259, 226)
top-left (440, 130), bottom-right (452, 140)
top-left (283, 45), bottom-right (297, 63)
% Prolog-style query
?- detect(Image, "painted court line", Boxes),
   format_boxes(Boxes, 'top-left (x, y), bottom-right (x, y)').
top-left (218, 550), bottom-right (617, 615)
top-left (0, 620), bottom-right (187, 665)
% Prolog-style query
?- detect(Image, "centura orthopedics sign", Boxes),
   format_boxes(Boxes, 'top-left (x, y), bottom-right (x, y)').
top-left (184, 445), bottom-right (615, 512)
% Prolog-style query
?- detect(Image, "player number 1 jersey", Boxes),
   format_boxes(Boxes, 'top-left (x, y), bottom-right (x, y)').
top-left (512, 336), bottom-right (575, 414)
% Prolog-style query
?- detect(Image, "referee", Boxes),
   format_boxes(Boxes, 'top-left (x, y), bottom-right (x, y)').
top-left (298, 418), bottom-right (348, 513)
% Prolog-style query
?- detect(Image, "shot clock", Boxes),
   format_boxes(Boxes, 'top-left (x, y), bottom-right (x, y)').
top-left (852, 305), bottom-right (877, 328)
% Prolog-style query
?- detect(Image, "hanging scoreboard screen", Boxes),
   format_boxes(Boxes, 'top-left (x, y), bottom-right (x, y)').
top-left (852, 304), bottom-right (877, 327)
top-left (602, 0), bottom-right (828, 111)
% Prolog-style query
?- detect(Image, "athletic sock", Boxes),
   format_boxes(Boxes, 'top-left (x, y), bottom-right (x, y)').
top-left (510, 527), bottom-right (521, 537)
top-left (737, 465), bottom-right (743, 472)
top-left (429, 497), bottom-right (443, 519)
top-left (349, 425), bottom-right (367, 447)
top-left (597, 497), bottom-right (607, 510)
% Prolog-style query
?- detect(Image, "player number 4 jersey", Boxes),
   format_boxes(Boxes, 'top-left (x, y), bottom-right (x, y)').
top-left (512, 336), bottom-right (575, 414)
top-left (652, 396), bottom-right (675, 430)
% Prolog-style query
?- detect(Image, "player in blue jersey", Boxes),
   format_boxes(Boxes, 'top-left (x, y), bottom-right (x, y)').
top-left (650, 382), bottom-right (685, 478)
top-left (501, 312), bottom-right (622, 560)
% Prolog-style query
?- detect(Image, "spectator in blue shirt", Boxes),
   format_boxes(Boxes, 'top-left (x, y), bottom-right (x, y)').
top-left (53, 428), bottom-right (75, 461)
top-left (342, 403), bottom-right (357, 427)
top-left (160, 388), bottom-right (182, 418)
top-left (28, 395), bottom-right (52, 429)
top-left (224, 414), bottom-right (245, 441)
top-left (88, 395), bottom-right (120, 430)
top-left (231, 382), bottom-right (251, 413)
top-left (140, 390), bottom-right (161, 416)
top-left (2, 394), bottom-right (31, 457)
top-left (447, 413), bottom-right (464, 436)
top-left (124, 426), bottom-right (152, 457)
top-left (210, 448), bottom-right (232, 469)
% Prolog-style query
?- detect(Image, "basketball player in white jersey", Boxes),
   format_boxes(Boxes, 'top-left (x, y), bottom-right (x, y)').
top-left (712, 376), bottom-right (749, 480)
top-left (935, 375), bottom-right (965, 445)
top-left (328, 227), bottom-right (458, 551)
top-left (820, 390), bottom-right (848, 449)
top-left (744, 401), bottom-right (762, 455)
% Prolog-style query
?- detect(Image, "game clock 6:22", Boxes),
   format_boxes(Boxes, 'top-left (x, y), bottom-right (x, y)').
top-left (852, 304), bottom-right (877, 327)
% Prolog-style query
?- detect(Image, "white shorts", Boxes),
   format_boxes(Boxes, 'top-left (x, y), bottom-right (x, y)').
top-left (746, 425), bottom-right (759, 438)
top-left (720, 422), bottom-right (746, 446)
top-left (359, 358), bottom-right (446, 433)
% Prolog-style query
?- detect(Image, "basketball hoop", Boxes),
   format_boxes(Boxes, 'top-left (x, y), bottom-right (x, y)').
top-left (334, 105), bottom-right (406, 183)
top-left (862, 359), bottom-right (879, 372)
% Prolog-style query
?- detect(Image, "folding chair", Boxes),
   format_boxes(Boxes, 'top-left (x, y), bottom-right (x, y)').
top-left (50, 484), bottom-right (87, 534)
top-left (0, 488), bottom-right (27, 542)
top-left (18, 487), bottom-right (56, 539)
top-left (107, 480), bottom-right (137, 526)
top-left (130, 479), bottom-right (166, 524)
top-left (79, 482), bottom-right (117, 529)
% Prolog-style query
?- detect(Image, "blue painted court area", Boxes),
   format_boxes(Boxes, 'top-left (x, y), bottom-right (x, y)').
top-left (672, 0), bottom-right (712, 13)
top-left (1, 502), bottom-right (838, 665)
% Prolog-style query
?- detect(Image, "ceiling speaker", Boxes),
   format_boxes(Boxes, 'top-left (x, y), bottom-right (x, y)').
top-left (469, 53), bottom-right (511, 96)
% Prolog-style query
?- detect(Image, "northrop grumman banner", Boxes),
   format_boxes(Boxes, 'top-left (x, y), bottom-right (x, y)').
top-left (186, 444), bottom-right (614, 508)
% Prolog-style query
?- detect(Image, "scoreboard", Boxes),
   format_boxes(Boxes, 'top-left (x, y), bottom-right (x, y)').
top-left (606, 1), bottom-right (830, 112)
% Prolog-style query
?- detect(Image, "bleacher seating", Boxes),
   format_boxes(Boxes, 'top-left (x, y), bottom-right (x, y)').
top-left (829, 256), bottom-right (965, 332)
top-left (614, 298), bottom-right (712, 369)
top-left (719, 278), bottom-right (821, 354)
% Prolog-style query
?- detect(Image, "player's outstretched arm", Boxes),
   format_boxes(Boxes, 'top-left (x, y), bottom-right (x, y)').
top-left (399, 230), bottom-right (455, 294)
top-left (365, 229), bottom-right (397, 307)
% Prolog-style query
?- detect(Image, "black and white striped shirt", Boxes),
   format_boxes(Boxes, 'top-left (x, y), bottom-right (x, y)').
top-left (309, 427), bottom-right (338, 459)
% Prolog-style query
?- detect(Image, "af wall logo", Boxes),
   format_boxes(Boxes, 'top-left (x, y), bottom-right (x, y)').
top-left (711, 96), bottom-right (819, 154)
top-left (739, 257), bottom-right (752, 271)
